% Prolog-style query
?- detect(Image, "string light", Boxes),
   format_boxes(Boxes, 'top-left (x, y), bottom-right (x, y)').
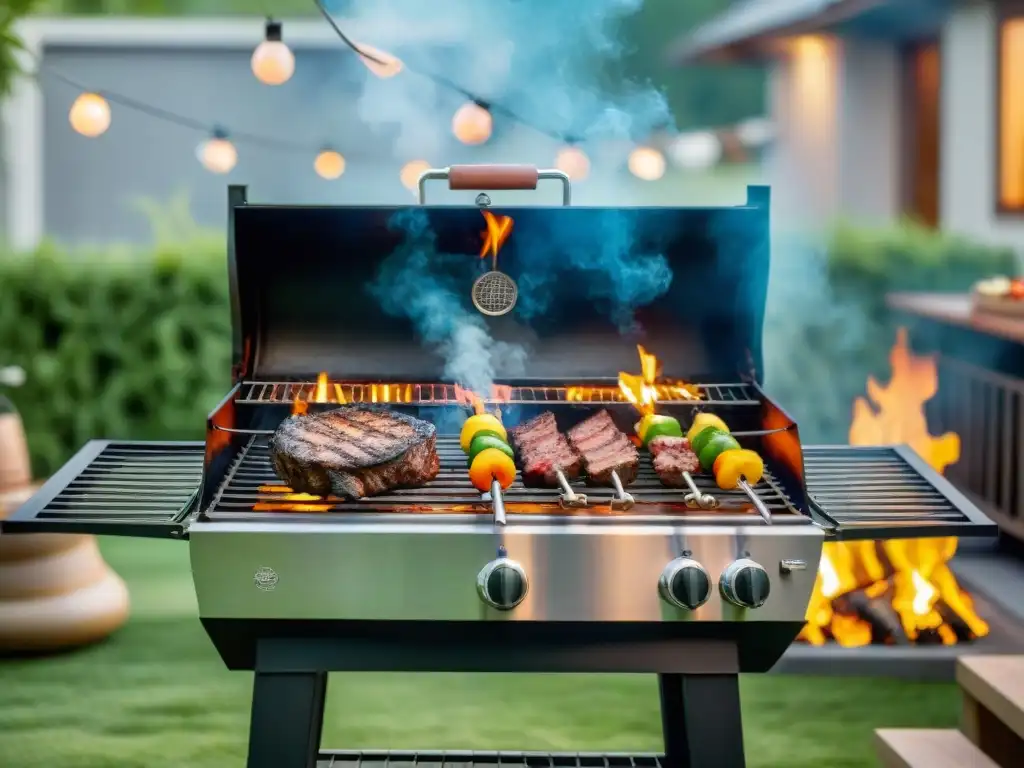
top-left (452, 102), bottom-right (493, 146)
top-left (355, 42), bottom-right (403, 79)
top-left (555, 146), bottom-right (590, 181)
top-left (400, 160), bottom-right (431, 192)
top-left (69, 92), bottom-right (111, 137)
top-left (314, 148), bottom-right (346, 179)
top-left (251, 19), bottom-right (295, 86)
top-left (197, 129), bottom-right (238, 174)
top-left (628, 146), bottom-right (666, 181)
top-left (668, 132), bottom-right (722, 171)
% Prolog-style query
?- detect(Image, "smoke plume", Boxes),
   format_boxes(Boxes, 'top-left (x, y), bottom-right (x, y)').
top-left (328, 0), bottom-right (673, 161)
top-left (370, 209), bottom-right (527, 395)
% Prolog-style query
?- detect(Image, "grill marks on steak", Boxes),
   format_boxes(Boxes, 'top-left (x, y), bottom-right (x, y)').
top-left (508, 411), bottom-right (582, 487)
top-left (649, 436), bottom-right (700, 487)
top-left (269, 406), bottom-right (440, 499)
top-left (566, 410), bottom-right (639, 486)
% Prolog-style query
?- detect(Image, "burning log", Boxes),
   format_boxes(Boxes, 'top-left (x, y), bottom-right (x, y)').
top-left (832, 581), bottom-right (910, 645)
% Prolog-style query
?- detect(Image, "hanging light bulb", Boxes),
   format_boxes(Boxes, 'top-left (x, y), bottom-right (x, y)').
top-left (251, 19), bottom-right (295, 86)
top-left (314, 148), bottom-right (346, 180)
top-left (400, 160), bottom-right (431, 193)
top-left (667, 132), bottom-right (723, 171)
top-left (452, 102), bottom-right (492, 146)
top-left (355, 42), bottom-right (403, 79)
top-left (69, 92), bottom-right (111, 138)
top-left (628, 146), bottom-right (666, 181)
top-left (197, 129), bottom-right (238, 174)
top-left (555, 146), bottom-right (590, 181)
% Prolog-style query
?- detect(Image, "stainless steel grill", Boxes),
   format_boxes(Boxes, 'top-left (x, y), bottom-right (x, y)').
top-left (233, 381), bottom-right (755, 407)
top-left (203, 435), bottom-right (801, 524)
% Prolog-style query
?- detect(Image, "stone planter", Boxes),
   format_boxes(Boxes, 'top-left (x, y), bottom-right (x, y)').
top-left (0, 412), bottom-right (129, 653)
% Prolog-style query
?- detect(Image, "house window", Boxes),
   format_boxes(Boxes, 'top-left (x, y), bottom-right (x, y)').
top-left (998, 13), bottom-right (1024, 212)
top-left (901, 40), bottom-right (941, 227)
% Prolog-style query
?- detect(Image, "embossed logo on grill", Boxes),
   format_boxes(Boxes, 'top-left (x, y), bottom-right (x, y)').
top-left (254, 566), bottom-right (279, 591)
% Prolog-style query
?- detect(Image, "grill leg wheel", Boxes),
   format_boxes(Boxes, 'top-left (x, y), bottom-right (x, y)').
top-left (659, 673), bottom-right (746, 768)
top-left (246, 670), bottom-right (327, 768)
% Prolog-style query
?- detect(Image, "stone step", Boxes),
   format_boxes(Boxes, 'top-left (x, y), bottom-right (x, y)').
top-left (874, 729), bottom-right (998, 768)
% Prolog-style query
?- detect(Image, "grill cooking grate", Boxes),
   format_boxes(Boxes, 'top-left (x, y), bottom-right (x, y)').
top-left (204, 435), bottom-right (800, 524)
top-left (317, 752), bottom-right (664, 768)
top-left (803, 445), bottom-right (996, 539)
top-left (1, 441), bottom-right (203, 537)
top-left (234, 381), bottom-right (758, 407)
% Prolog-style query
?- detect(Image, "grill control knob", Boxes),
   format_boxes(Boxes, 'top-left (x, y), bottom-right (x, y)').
top-left (720, 558), bottom-right (771, 609)
top-left (658, 557), bottom-right (712, 610)
top-left (477, 557), bottom-right (529, 611)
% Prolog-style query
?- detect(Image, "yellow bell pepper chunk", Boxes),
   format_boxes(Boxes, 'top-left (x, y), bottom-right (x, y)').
top-left (713, 449), bottom-right (764, 490)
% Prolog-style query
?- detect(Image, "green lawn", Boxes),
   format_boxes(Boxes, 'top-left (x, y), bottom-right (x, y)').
top-left (0, 537), bottom-right (960, 768)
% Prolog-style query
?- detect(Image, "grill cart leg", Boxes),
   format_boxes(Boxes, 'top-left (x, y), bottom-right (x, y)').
top-left (246, 670), bottom-right (328, 768)
top-left (659, 673), bottom-right (746, 768)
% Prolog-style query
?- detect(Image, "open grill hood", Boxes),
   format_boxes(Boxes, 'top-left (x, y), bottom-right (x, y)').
top-left (227, 186), bottom-right (771, 385)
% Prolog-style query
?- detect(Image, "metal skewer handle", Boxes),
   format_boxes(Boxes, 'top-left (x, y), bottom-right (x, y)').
top-left (556, 469), bottom-right (588, 508)
top-left (488, 478), bottom-right (507, 526)
top-left (682, 471), bottom-right (718, 510)
top-left (738, 478), bottom-right (772, 525)
top-left (609, 470), bottom-right (635, 510)
top-left (417, 165), bottom-right (572, 206)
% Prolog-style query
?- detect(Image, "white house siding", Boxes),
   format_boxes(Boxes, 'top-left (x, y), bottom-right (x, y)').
top-left (765, 34), bottom-right (900, 231)
top-left (836, 37), bottom-right (901, 223)
top-left (941, 2), bottom-right (1024, 254)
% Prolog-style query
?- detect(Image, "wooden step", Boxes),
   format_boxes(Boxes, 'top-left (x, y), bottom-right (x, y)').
top-left (957, 655), bottom-right (1024, 766)
top-left (874, 729), bottom-right (998, 768)
top-left (957, 656), bottom-right (1024, 740)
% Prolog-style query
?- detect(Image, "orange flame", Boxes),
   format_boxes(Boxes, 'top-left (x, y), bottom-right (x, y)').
top-left (616, 345), bottom-right (700, 416)
top-left (292, 372), bottom-right (339, 415)
top-left (799, 328), bottom-right (989, 646)
top-left (479, 211), bottom-right (514, 260)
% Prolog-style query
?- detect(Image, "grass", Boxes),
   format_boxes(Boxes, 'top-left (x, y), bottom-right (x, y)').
top-left (0, 537), bottom-right (962, 768)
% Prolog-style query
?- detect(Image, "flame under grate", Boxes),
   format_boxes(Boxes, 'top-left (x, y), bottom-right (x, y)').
top-left (234, 381), bottom-right (759, 407)
top-left (204, 435), bottom-right (798, 522)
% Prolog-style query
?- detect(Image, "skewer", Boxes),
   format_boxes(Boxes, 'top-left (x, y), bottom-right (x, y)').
top-left (681, 471), bottom-right (719, 510)
top-left (489, 478), bottom-right (507, 526)
top-left (609, 470), bottom-right (635, 510)
top-left (556, 469), bottom-right (588, 508)
top-left (738, 478), bottom-right (772, 525)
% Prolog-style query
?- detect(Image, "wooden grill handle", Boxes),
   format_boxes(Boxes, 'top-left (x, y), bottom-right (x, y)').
top-left (417, 165), bottom-right (572, 205)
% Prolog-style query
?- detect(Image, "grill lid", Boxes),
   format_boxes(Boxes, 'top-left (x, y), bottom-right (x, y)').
top-left (228, 186), bottom-right (770, 385)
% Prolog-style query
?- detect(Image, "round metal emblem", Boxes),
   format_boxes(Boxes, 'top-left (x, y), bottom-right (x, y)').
top-left (254, 566), bottom-right (279, 591)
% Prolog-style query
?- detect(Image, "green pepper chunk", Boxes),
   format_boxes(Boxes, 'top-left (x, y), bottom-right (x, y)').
top-left (467, 432), bottom-right (514, 466)
top-left (641, 415), bottom-right (683, 447)
top-left (690, 426), bottom-right (726, 456)
top-left (698, 432), bottom-right (741, 472)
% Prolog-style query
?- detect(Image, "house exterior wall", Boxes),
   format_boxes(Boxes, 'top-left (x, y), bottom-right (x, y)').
top-left (764, 34), bottom-right (900, 231)
top-left (940, 2), bottom-right (1024, 252)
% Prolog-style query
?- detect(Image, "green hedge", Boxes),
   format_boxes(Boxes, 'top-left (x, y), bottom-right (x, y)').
top-left (0, 220), bottom-right (1018, 476)
top-left (0, 235), bottom-right (231, 476)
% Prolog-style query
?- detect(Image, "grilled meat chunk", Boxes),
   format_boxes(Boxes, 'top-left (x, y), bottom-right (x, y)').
top-left (566, 410), bottom-right (639, 486)
top-left (508, 411), bottom-right (582, 487)
top-left (649, 435), bottom-right (700, 487)
top-left (270, 406), bottom-right (440, 499)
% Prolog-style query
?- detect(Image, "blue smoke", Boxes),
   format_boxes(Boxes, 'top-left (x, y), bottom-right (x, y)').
top-left (369, 209), bottom-right (527, 394)
top-left (513, 210), bottom-right (673, 329)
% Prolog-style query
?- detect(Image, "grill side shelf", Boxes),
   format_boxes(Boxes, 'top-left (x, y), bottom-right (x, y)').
top-left (0, 440), bottom-right (204, 539)
top-left (803, 444), bottom-right (998, 541)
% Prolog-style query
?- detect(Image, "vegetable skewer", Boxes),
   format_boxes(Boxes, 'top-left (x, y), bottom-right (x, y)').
top-left (462, 413), bottom-right (516, 525)
top-left (691, 417), bottom-right (771, 525)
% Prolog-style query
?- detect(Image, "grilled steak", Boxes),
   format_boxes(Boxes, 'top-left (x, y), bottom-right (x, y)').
top-left (509, 411), bottom-right (582, 487)
top-left (649, 436), bottom-right (700, 487)
top-left (566, 410), bottom-right (639, 486)
top-left (270, 406), bottom-right (440, 499)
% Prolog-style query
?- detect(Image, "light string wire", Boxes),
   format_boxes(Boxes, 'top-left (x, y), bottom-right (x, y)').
top-left (25, 3), bottom-right (587, 156)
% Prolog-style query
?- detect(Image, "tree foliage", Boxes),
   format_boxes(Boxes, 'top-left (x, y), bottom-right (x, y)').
top-left (0, 0), bottom-right (38, 99)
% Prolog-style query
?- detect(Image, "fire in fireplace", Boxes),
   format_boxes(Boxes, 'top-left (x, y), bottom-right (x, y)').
top-left (798, 328), bottom-right (991, 646)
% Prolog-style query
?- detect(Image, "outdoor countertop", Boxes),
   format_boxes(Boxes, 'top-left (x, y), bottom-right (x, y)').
top-left (887, 292), bottom-right (1024, 347)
